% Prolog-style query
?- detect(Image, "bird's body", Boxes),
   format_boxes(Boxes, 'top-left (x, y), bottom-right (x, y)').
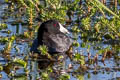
top-left (30, 20), bottom-right (72, 54)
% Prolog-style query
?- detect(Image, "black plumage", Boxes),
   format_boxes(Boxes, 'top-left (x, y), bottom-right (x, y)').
top-left (30, 20), bottom-right (72, 54)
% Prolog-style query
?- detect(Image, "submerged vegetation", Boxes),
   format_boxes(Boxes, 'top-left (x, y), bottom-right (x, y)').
top-left (0, 0), bottom-right (120, 80)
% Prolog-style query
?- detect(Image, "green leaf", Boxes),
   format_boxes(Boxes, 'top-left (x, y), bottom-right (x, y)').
top-left (13, 58), bottom-right (27, 68)
top-left (59, 74), bottom-right (70, 80)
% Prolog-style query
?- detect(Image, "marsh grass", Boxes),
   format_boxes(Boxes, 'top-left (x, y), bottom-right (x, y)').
top-left (0, 0), bottom-right (120, 80)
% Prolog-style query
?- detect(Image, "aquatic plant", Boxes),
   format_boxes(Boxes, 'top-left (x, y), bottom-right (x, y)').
top-left (3, 35), bottom-right (16, 54)
top-left (38, 45), bottom-right (53, 60)
top-left (0, 0), bottom-right (120, 79)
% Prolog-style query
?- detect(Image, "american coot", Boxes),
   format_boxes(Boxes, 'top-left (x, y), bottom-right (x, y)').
top-left (30, 20), bottom-right (72, 54)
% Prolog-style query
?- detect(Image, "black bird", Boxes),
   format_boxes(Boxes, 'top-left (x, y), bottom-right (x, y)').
top-left (30, 20), bottom-right (72, 54)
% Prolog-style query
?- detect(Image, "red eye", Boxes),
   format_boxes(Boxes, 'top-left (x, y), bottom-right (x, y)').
top-left (53, 24), bottom-right (56, 27)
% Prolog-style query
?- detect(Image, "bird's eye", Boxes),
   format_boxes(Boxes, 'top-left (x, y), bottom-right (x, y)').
top-left (53, 23), bottom-right (56, 27)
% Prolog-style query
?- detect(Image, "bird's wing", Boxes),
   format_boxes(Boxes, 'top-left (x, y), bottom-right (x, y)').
top-left (43, 33), bottom-right (72, 53)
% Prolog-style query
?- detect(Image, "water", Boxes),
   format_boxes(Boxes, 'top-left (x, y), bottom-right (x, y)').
top-left (0, 1), bottom-right (120, 80)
